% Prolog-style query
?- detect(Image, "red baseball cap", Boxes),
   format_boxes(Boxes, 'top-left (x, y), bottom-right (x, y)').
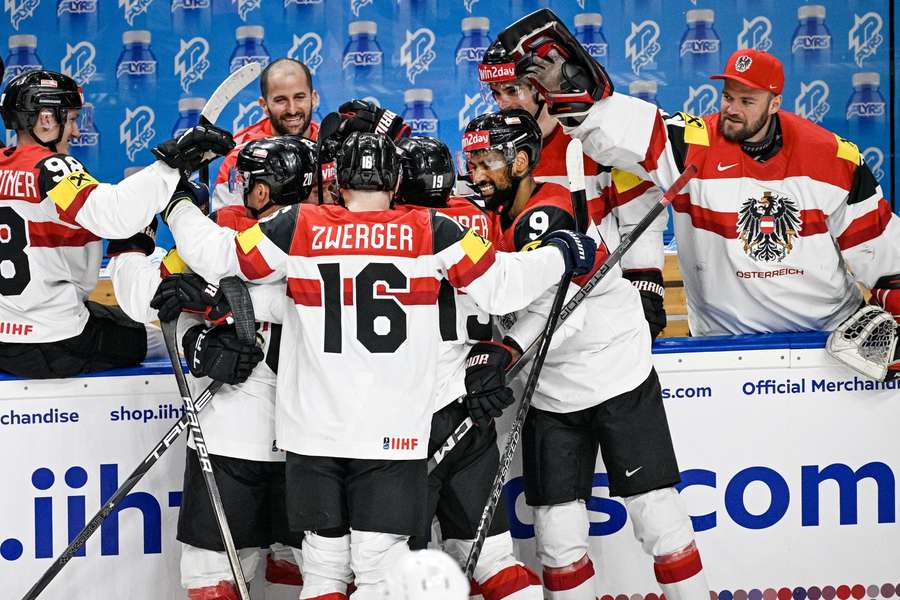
top-left (710, 49), bottom-right (784, 95)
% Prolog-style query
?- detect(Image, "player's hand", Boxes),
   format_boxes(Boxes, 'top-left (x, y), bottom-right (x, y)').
top-left (182, 324), bottom-right (263, 385)
top-left (150, 273), bottom-right (231, 324)
top-left (106, 216), bottom-right (158, 258)
top-left (464, 341), bottom-right (516, 428)
top-left (162, 178), bottom-right (209, 224)
top-left (152, 123), bottom-right (235, 175)
top-left (540, 230), bottom-right (596, 276)
top-left (623, 269), bottom-right (666, 340)
top-left (337, 100), bottom-right (411, 141)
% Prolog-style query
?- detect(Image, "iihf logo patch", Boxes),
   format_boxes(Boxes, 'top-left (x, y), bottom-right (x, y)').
top-left (62, 41), bottom-right (97, 87)
top-left (737, 191), bottom-right (801, 263)
top-left (119, 106), bottom-right (156, 162)
top-left (175, 37), bottom-right (210, 94)
top-left (5, 0), bottom-right (39, 30)
top-left (400, 28), bottom-right (436, 85)
top-left (625, 20), bottom-right (661, 76)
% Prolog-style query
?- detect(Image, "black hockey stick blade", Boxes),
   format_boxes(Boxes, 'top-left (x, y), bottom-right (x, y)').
top-left (566, 138), bottom-right (589, 233)
top-left (19, 380), bottom-right (222, 600)
top-left (218, 276), bottom-right (256, 344)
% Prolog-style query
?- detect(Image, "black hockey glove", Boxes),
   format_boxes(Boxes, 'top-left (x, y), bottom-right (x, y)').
top-left (152, 123), bottom-right (235, 175)
top-left (337, 100), bottom-right (411, 141)
top-left (623, 269), bottom-right (667, 340)
top-left (106, 216), bottom-right (157, 258)
top-left (182, 324), bottom-right (263, 385)
top-left (540, 230), bottom-right (596, 276)
top-left (162, 178), bottom-right (209, 224)
top-left (150, 273), bottom-right (231, 324)
top-left (464, 341), bottom-right (516, 428)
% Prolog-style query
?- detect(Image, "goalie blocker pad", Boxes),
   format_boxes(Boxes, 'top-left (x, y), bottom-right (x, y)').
top-left (497, 8), bottom-right (613, 121)
top-left (826, 305), bottom-right (899, 382)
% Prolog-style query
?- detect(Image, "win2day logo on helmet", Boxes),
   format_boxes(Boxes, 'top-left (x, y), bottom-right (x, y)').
top-left (61, 41), bottom-right (97, 87)
top-left (625, 20), bottom-right (661, 76)
top-left (289, 33), bottom-right (323, 75)
top-left (5, 0), bottom-right (39, 30)
top-left (119, 106), bottom-right (156, 162)
top-left (849, 12), bottom-right (883, 68)
top-left (175, 37), bottom-right (210, 94)
top-left (737, 16), bottom-right (773, 52)
top-left (683, 84), bottom-right (718, 117)
top-left (400, 28), bottom-right (436, 85)
top-left (795, 81), bottom-right (830, 124)
top-left (738, 191), bottom-right (802, 263)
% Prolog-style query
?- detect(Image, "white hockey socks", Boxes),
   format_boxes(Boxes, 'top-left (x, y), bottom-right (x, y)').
top-left (533, 501), bottom-right (598, 600)
top-left (349, 530), bottom-right (410, 600)
top-left (444, 533), bottom-right (542, 600)
top-left (298, 533), bottom-right (353, 600)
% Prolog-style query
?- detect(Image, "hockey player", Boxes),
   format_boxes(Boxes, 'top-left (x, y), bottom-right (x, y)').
top-left (0, 69), bottom-right (234, 378)
top-left (497, 11), bottom-right (900, 345)
top-left (109, 136), bottom-right (318, 600)
top-left (162, 130), bottom-right (597, 600)
top-left (479, 42), bottom-right (667, 338)
top-left (461, 109), bottom-right (709, 600)
top-left (394, 136), bottom-right (542, 600)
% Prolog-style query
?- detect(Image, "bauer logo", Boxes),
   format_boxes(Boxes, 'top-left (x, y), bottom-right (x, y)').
top-left (120, 106), bottom-right (156, 161)
top-left (232, 101), bottom-right (265, 133)
top-left (400, 28), bottom-right (436, 85)
top-left (862, 147), bottom-right (884, 181)
top-left (849, 12), bottom-right (883, 68)
top-left (175, 37), bottom-right (210, 94)
top-left (794, 81), bottom-right (830, 124)
top-left (625, 20), bottom-right (661, 76)
top-left (61, 41), bottom-right (97, 87)
top-left (737, 16), bottom-right (773, 52)
top-left (120, 0), bottom-right (153, 26)
top-left (57, 0), bottom-right (95, 15)
top-left (288, 33), bottom-right (323, 75)
top-left (236, 0), bottom-right (260, 21)
top-left (458, 93), bottom-right (491, 132)
top-left (5, 0), bottom-right (39, 30)
top-left (350, 0), bottom-right (372, 17)
top-left (683, 84), bottom-right (718, 117)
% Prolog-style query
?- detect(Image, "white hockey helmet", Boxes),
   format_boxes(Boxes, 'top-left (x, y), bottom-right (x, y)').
top-left (382, 550), bottom-right (469, 600)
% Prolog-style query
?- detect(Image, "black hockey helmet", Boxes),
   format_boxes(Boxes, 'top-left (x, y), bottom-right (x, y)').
top-left (335, 131), bottom-right (400, 192)
top-left (0, 70), bottom-right (83, 150)
top-left (237, 135), bottom-right (317, 216)
top-left (478, 39), bottom-right (519, 86)
top-left (462, 108), bottom-right (542, 171)
top-left (395, 136), bottom-right (455, 208)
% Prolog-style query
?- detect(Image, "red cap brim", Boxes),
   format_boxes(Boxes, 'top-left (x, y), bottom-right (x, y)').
top-left (710, 73), bottom-right (779, 94)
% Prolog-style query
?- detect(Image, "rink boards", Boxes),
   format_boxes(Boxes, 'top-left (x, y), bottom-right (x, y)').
top-left (1, 332), bottom-right (898, 599)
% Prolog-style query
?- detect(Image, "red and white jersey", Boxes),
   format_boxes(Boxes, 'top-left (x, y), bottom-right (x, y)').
top-left (568, 94), bottom-right (900, 335)
top-left (533, 123), bottom-right (666, 273)
top-left (108, 204), bottom-right (283, 462)
top-left (0, 144), bottom-right (179, 343)
top-left (496, 182), bottom-right (652, 413)
top-left (165, 201), bottom-right (566, 460)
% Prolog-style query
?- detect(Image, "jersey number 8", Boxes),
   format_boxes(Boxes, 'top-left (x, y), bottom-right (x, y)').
top-left (0, 207), bottom-right (31, 296)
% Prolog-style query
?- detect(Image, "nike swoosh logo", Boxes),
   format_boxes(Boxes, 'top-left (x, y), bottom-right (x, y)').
top-left (717, 162), bottom-right (738, 172)
top-left (625, 466), bottom-right (643, 478)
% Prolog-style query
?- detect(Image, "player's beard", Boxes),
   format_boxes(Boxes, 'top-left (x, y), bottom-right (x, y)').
top-left (270, 108), bottom-right (310, 137)
top-left (474, 175), bottom-right (517, 214)
top-left (720, 109), bottom-right (770, 143)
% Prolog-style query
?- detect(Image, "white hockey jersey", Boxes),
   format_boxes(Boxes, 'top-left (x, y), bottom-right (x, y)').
top-left (567, 94), bottom-right (900, 335)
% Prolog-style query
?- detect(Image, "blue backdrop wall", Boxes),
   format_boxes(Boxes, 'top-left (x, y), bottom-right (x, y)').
top-left (1, 0), bottom-right (895, 245)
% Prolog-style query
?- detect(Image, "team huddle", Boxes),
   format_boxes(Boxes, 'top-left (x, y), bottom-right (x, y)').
top-left (2, 8), bottom-right (900, 600)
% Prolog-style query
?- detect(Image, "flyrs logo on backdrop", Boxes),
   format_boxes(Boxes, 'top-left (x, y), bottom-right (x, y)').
top-left (289, 33), bottom-right (323, 75)
top-left (62, 41), bottom-right (97, 87)
top-left (863, 147), bottom-right (884, 181)
top-left (683, 84), bottom-right (718, 117)
top-left (236, 0), bottom-right (260, 21)
top-left (463, 0), bottom-right (478, 12)
top-left (737, 16), bottom-right (773, 52)
top-left (120, 106), bottom-right (156, 162)
top-left (458, 94), bottom-right (492, 131)
top-left (794, 81), bottom-right (830, 124)
top-left (626, 20), bottom-right (661, 76)
top-left (350, 0), bottom-right (372, 17)
top-left (5, 0), bottom-right (39, 30)
top-left (400, 28), bottom-right (436, 85)
top-left (120, 0), bottom-right (153, 26)
top-left (849, 12), bottom-right (883, 68)
top-left (175, 37), bottom-right (210, 94)
top-left (58, 0), bottom-right (96, 16)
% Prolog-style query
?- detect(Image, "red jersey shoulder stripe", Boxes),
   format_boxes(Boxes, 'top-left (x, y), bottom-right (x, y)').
top-left (836, 198), bottom-right (893, 250)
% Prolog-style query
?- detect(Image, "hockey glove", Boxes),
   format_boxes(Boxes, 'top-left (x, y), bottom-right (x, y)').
top-left (150, 274), bottom-right (232, 324)
top-left (182, 324), bottom-right (263, 385)
top-left (152, 123), bottom-right (235, 175)
top-left (870, 273), bottom-right (900, 324)
top-left (497, 8), bottom-right (614, 125)
top-left (464, 341), bottom-right (516, 428)
top-left (106, 216), bottom-right (158, 258)
top-left (162, 178), bottom-right (209, 224)
top-left (623, 269), bottom-right (667, 340)
top-left (540, 230), bottom-right (596, 276)
top-left (337, 100), bottom-right (411, 141)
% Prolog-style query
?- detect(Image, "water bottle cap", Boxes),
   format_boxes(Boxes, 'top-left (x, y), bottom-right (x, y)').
top-left (236, 25), bottom-right (264, 40)
top-left (349, 21), bottom-right (377, 36)
top-left (797, 5), bottom-right (825, 20)
top-left (852, 72), bottom-right (879, 88)
top-left (686, 9), bottom-right (714, 23)
top-left (178, 97), bottom-right (207, 112)
top-left (8, 34), bottom-right (37, 48)
top-left (404, 89), bottom-right (432, 104)
top-left (574, 13), bottom-right (602, 28)
top-left (122, 30), bottom-right (151, 45)
top-left (629, 80), bottom-right (657, 95)
top-left (462, 17), bottom-right (490, 32)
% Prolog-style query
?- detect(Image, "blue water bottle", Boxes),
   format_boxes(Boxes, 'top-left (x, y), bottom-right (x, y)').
top-left (629, 80), bottom-right (659, 107)
top-left (402, 89), bottom-right (439, 138)
top-left (679, 9), bottom-right (720, 79)
top-left (791, 5), bottom-right (831, 71)
top-left (172, 0), bottom-right (212, 33)
top-left (4, 35), bottom-right (42, 86)
top-left (343, 21), bottom-right (384, 93)
top-left (284, 0), bottom-right (325, 28)
top-left (116, 31), bottom-right (157, 102)
top-left (455, 17), bottom-right (490, 93)
top-left (57, 0), bottom-right (98, 36)
top-left (69, 102), bottom-right (100, 167)
top-left (574, 13), bottom-right (607, 63)
top-left (229, 26), bottom-right (271, 73)
top-left (846, 72), bottom-right (886, 144)
top-left (172, 97), bottom-right (205, 138)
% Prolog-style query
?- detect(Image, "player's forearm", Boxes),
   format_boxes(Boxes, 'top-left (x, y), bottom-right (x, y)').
top-left (167, 201), bottom-right (245, 283)
top-left (247, 282), bottom-right (287, 324)
top-left (465, 247), bottom-right (565, 315)
top-left (108, 252), bottom-right (164, 324)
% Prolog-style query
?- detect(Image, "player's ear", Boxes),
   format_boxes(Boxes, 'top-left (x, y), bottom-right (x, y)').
top-left (768, 93), bottom-right (782, 115)
top-left (311, 89), bottom-right (320, 111)
top-left (511, 150), bottom-right (529, 177)
top-left (258, 96), bottom-right (270, 117)
top-left (253, 181), bottom-right (269, 203)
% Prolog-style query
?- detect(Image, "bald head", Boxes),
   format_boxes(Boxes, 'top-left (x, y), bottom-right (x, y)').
top-left (258, 58), bottom-right (318, 136)
top-left (261, 58), bottom-right (313, 97)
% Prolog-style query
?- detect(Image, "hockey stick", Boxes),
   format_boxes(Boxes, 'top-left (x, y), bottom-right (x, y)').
top-left (427, 162), bottom-right (698, 474)
top-left (19, 380), bottom-right (223, 600)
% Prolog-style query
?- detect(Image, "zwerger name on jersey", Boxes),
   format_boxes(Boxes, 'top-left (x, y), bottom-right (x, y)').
top-left (310, 222), bottom-right (415, 253)
top-left (0, 169), bottom-right (39, 201)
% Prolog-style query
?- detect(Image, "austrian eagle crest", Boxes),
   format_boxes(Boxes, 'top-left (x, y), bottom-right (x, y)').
top-left (737, 191), bottom-right (801, 262)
